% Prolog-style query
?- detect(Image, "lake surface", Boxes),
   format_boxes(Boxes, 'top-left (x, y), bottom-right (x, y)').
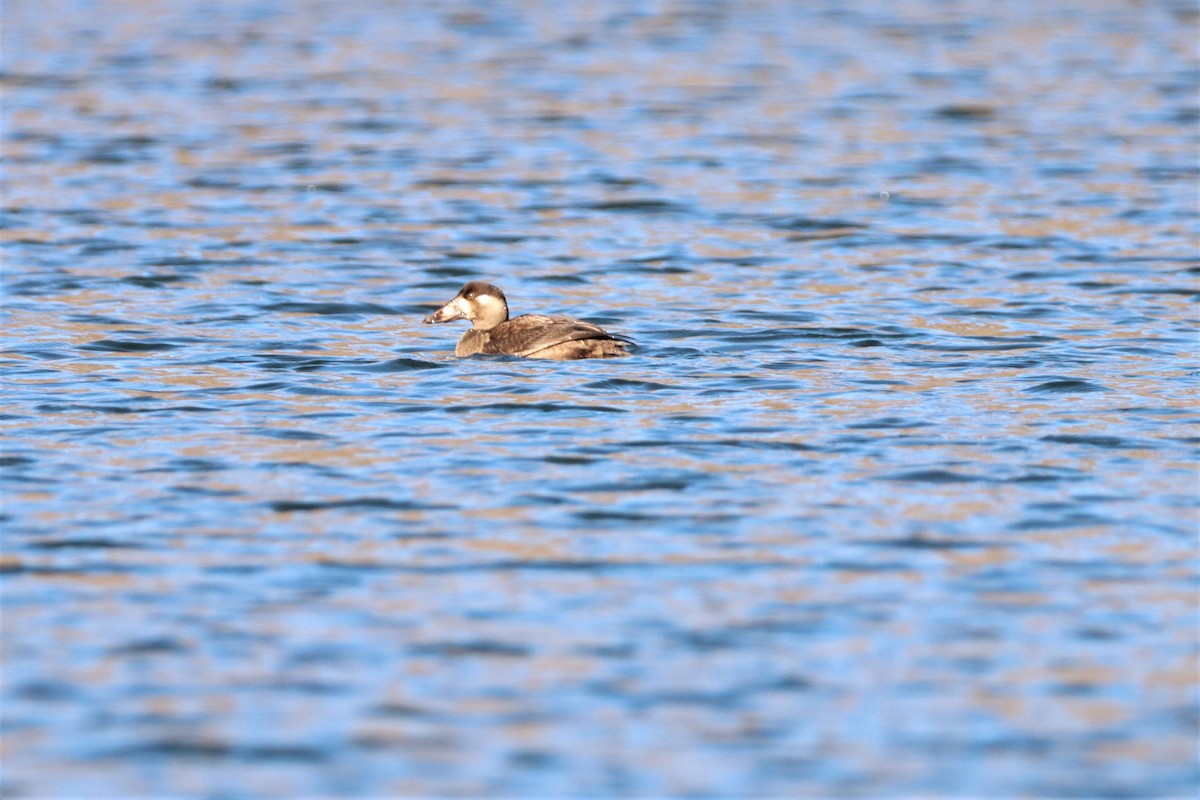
top-left (2, 0), bottom-right (1198, 796)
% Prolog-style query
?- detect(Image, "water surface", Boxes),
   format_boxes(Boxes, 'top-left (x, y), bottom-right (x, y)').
top-left (2, 0), bottom-right (1198, 796)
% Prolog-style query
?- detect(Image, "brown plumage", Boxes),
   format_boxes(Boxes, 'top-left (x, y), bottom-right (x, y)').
top-left (423, 281), bottom-right (631, 360)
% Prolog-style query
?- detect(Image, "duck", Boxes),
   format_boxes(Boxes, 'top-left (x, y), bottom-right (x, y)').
top-left (423, 281), bottom-right (631, 359)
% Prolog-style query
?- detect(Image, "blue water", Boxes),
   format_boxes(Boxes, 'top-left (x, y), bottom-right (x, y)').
top-left (3, 1), bottom-right (1198, 796)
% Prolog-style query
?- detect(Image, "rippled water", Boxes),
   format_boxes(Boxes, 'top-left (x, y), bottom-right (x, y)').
top-left (3, 1), bottom-right (1198, 796)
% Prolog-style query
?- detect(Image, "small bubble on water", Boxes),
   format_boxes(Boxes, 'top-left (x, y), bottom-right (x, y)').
top-left (306, 184), bottom-right (316, 192)
top-left (879, 190), bottom-right (890, 200)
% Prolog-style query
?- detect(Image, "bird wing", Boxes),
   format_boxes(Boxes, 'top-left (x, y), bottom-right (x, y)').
top-left (490, 315), bottom-right (630, 357)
